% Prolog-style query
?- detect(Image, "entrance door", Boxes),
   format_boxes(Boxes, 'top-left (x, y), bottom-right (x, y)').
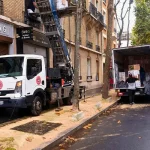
top-left (0, 43), bottom-right (8, 55)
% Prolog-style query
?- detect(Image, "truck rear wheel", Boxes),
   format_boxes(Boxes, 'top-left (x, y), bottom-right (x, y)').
top-left (31, 96), bottom-right (42, 116)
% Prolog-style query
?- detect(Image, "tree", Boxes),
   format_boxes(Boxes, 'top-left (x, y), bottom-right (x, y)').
top-left (102, 0), bottom-right (114, 99)
top-left (131, 0), bottom-right (150, 45)
top-left (127, 0), bottom-right (134, 46)
top-left (114, 0), bottom-right (130, 48)
top-left (72, 0), bottom-right (82, 110)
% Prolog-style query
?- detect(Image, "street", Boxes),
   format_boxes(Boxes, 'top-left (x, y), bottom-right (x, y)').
top-left (54, 99), bottom-right (150, 150)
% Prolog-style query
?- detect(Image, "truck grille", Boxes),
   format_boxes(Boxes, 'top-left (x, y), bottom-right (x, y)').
top-left (0, 90), bottom-right (14, 96)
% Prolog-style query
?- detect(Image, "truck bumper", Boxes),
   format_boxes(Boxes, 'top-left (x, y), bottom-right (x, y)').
top-left (0, 97), bottom-right (31, 108)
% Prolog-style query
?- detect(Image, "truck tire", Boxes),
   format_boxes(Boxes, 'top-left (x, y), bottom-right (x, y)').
top-left (31, 96), bottom-right (42, 116)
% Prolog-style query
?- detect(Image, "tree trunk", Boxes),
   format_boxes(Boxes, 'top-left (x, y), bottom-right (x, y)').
top-left (102, 0), bottom-right (114, 99)
top-left (72, 0), bottom-right (82, 110)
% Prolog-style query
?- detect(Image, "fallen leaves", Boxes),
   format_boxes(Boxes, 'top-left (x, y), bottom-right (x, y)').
top-left (83, 124), bottom-right (92, 129)
top-left (26, 137), bottom-right (34, 142)
top-left (65, 136), bottom-right (77, 143)
top-left (117, 120), bottom-right (121, 124)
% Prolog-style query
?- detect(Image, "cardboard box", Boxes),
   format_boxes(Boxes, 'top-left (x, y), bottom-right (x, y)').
top-left (119, 72), bottom-right (125, 81)
top-left (135, 80), bottom-right (141, 87)
top-left (128, 70), bottom-right (140, 78)
top-left (128, 64), bottom-right (140, 71)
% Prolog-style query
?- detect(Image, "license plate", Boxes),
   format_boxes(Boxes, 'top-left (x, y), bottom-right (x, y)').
top-left (0, 101), bottom-right (4, 105)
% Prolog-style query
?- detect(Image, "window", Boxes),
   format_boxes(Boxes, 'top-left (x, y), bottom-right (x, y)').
top-left (96, 32), bottom-right (99, 45)
top-left (27, 59), bottom-right (42, 80)
top-left (0, 57), bottom-right (24, 78)
top-left (96, 60), bottom-right (99, 81)
top-left (96, 1), bottom-right (98, 9)
top-left (103, 11), bottom-right (106, 24)
top-left (87, 58), bottom-right (92, 79)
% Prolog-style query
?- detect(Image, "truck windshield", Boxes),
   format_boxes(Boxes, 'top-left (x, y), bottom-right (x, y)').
top-left (0, 57), bottom-right (24, 78)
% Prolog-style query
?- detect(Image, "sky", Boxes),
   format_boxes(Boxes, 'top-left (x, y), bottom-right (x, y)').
top-left (116, 0), bottom-right (136, 33)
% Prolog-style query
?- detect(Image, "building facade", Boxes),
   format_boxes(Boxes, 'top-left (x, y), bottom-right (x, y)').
top-left (0, 0), bottom-right (117, 96)
top-left (0, 0), bottom-right (50, 68)
top-left (117, 32), bottom-right (132, 47)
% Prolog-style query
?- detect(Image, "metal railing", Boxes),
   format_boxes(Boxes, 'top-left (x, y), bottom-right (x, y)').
top-left (97, 12), bottom-right (104, 24)
top-left (96, 45), bottom-right (100, 52)
top-left (87, 76), bottom-right (92, 80)
top-left (70, 0), bottom-right (86, 9)
top-left (104, 23), bottom-right (107, 28)
top-left (86, 40), bottom-right (93, 49)
top-left (89, 2), bottom-right (97, 18)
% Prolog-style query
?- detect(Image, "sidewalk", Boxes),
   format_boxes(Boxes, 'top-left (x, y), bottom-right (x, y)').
top-left (0, 90), bottom-right (118, 150)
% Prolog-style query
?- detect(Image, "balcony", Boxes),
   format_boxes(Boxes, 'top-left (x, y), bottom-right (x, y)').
top-left (84, 3), bottom-right (104, 31)
top-left (96, 45), bottom-right (101, 52)
top-left (89, 2), bottom-right (97, 18)
top-left (104, 23), bottom-right (107, 28)
top-left (86, 41), bottom-right (93, 49)
top-left (97, 12), bottom-right (104, 24)
top-left (87, 76), bottom-right (92, 82)
top-left (70, 0), bottom-right (86, 9)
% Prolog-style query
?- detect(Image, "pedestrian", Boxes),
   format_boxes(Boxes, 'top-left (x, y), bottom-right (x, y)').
top-left (144, 80), bottom-right (150, 101)
top-left (126, 74), bottom-right (138, 105)
top-left (27, 0), bottom-right (38, 14)
top-left (27, 0), bottom-right (41, 21)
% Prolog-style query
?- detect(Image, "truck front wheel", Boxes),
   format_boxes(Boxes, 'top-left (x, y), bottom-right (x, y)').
top-left (31, 96), bottom-right (42, 116)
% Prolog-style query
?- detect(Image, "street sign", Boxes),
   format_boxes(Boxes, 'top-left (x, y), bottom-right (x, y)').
top-left (17, 27), bottom-right (33, 40)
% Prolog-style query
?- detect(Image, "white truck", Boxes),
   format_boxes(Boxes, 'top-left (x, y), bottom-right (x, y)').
top-left (0, 55), bottom-right (85, 116)
top-left (112, 45), bottom-right (150, 99)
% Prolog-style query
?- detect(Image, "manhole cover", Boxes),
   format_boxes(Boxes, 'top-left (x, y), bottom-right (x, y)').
top-left (12, 120), bottom-right (62, 135)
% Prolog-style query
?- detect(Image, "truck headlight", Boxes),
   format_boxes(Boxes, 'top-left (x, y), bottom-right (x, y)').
top-left (15, 81), bottom-right (22, 98)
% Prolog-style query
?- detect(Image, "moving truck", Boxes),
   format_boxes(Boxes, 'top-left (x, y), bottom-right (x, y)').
top-left (112, 45), bottom-right (150, 98)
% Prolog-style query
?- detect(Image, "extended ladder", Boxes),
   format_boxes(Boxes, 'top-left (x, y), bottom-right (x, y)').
top-left (36, 0), bottom-right (74, 83)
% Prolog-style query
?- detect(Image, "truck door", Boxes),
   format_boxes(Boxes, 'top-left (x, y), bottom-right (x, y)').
top-left (25, 58), bottom-right (46, 97)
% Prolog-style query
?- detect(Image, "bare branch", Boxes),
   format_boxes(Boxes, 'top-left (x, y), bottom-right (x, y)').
top-left (115, 13), bottom-right (121, 30)
top-left (121, 0), bottom-right (128, 20)
top-left (123, 8), bottom-right (129, 19)
top-left (115, 0), bottom-right (120, 7)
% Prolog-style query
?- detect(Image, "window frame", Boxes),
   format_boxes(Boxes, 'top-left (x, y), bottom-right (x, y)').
top-left (26, 58), bottom-right (42, 80)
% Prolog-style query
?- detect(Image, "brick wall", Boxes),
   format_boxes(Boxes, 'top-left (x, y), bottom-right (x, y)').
top-left (3, 0), bottom-right (25, 22)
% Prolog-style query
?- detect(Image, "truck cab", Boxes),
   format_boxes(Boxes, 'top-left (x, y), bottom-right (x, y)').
top-left (0, 55), bottom-right (46, 115)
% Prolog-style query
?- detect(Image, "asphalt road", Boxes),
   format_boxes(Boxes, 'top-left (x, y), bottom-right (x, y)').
top-left (56, 100), bottom-right (150, 150)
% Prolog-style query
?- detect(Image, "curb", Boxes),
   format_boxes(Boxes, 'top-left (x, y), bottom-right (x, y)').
top-left (34, 99), bottom-right (120, 150)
